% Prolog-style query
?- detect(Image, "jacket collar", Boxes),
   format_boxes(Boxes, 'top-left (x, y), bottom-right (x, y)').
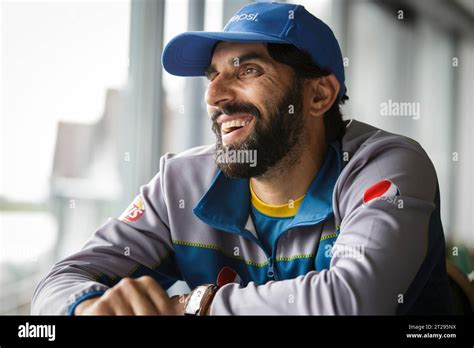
top-left (193, 142), bottom-right (342, 235)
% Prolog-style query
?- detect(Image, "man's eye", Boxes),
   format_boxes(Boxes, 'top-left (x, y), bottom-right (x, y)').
top-left (207, 73), bottom-right (217, 82)
top-left (245, 67), bottom-right (257, 74)
top-left (239, 66), bottom-right (260, 78)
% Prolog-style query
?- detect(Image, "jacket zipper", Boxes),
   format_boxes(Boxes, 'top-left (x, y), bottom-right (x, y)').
top-left (242, 229), bottom-right (277, 281)
top-left (267, 257), bottom-right (275, 279)
top-left (236, 228), bottom-right (277, 281)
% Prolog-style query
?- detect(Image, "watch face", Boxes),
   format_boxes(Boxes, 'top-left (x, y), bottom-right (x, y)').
top-left (186, 287), bottom-right (206, 314)
top-left (190, 296), bottom-right (200, 308)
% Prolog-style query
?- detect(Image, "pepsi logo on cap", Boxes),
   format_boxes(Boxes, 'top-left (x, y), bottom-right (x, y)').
top-left (363, 179), bottom-right (400, 204)
top-left (217, 266), bottom-right (242, 287)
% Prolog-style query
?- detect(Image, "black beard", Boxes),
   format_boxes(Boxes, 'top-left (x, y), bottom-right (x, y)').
top-left (212, 77), bottom-right (305, 178)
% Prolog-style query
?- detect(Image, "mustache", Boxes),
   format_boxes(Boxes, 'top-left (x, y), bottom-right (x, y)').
top-left (211, 102), bottom-right (261, 123)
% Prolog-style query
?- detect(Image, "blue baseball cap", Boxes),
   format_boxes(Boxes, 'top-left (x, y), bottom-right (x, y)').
top-left (162, 1), bottom-right (346, 98)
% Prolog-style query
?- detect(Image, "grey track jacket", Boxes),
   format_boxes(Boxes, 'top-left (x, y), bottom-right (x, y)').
top-left (31, 119), bottom-right (453, 315)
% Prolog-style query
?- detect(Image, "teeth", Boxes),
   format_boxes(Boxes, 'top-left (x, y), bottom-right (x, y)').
top-left (222, 119), bottom-right (250, 132)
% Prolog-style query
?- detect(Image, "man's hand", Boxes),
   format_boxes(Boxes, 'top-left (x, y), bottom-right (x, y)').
top-left (74, 276), bottom-right (188, 315)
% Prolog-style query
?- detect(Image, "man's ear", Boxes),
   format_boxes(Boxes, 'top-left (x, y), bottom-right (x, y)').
top-left (308, 74), bottom-right (340, 118)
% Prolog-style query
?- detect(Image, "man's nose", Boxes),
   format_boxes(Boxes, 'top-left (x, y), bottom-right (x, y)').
top-left (205, 74), bottom-right (236, 108)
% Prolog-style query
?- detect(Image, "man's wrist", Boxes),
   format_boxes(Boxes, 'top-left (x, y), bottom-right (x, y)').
top-left (74, 297), bottom-right (100, 315)
top-left (170, 294), bottom-right (189, 315)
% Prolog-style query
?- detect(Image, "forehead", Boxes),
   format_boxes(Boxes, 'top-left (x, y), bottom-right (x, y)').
top-left (210, 41), bottom-right (269, 64)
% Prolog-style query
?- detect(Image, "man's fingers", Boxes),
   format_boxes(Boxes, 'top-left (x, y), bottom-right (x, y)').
top-left (137, 276), bottom-right (175, 314)
top-left (119, 278), bottom-right (160, 315)
top-left (102, 287), bottom-right (134, 315)
top-left (88, 276), bottom-right (172, 316)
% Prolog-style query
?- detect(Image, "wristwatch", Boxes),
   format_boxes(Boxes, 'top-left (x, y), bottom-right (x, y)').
top-left (184, 284), bottom-right (218, 316)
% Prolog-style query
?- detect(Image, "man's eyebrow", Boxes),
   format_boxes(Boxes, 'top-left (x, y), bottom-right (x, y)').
top-left (229, 52), bottom-right (267, 65)
top-left (205, 51), bottom-right (268, 78)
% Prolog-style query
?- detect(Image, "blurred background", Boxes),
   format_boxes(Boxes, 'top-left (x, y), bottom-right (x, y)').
top-left (1, 0), bottom-right (473, 314)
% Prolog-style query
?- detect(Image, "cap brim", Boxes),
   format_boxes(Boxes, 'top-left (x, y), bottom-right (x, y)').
top-left (162, 31), bottom-right (288, 77)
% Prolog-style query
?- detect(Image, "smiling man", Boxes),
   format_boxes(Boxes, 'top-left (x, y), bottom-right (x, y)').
top-left (32, 2), bottom-right (452, 315)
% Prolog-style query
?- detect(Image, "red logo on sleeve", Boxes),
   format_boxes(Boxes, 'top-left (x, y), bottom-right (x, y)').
top-left (217, 266), bottom-right (242, 287)
top-left (363, 179), bottom-right (400, 204)
top-left (119, 195), bottom-right (145, 222)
